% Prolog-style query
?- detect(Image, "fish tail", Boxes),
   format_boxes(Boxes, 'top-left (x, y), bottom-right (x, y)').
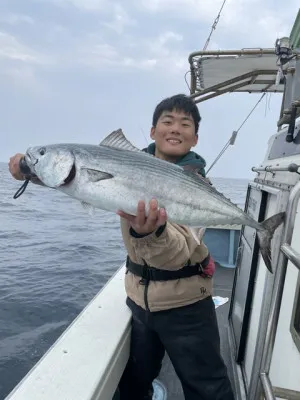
top-left (256, 211), bottom-right (285, 273)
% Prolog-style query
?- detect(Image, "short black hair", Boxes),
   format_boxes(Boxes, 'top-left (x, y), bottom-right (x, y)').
top-left (152, 94), bottom-right (201, 134)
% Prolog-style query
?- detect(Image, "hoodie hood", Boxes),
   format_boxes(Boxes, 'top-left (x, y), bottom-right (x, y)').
top-left (143, 142), bottom-right (206, 177)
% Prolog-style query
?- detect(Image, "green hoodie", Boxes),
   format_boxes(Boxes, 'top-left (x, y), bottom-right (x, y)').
top-left (143, 143), bottom-right (207, 177)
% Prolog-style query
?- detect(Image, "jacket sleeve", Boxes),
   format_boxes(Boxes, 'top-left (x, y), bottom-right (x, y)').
top-left (125, 221), bottom-right (209, 270)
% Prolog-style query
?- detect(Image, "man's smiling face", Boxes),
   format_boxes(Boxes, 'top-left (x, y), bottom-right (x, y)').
top-left (150, 109), bottom-right (198, 162)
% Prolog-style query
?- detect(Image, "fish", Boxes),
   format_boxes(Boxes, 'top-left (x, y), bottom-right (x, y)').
top-left (22, 129), bottom-right (285, 273)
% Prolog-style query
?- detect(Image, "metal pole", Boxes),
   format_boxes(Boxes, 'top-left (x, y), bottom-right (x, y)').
top-left (281, 243), bottom-right (300, 271)
top-left (188, 48), bottom-right (276, 64)
top-left (251, 164), bottom-right (300, 173)
top-left (260, 373), bottom-right (276, 400)
top-left (190, 70), bottom-right (276, 98)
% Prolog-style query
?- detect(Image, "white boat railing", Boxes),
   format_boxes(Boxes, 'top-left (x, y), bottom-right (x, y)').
top-left (5, 265), bottom-right (131, 400)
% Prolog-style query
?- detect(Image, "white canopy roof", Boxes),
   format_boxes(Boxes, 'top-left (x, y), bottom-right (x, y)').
top-left (189, 49), bottom-right (288, 103)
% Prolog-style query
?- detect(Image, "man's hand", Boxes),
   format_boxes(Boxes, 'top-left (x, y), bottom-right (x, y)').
top-left (8, 153), bottom-right (25, 181)
top-left (117, 199), bottom-right (167, 235)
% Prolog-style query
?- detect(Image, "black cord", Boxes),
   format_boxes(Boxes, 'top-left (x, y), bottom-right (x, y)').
top-left (13, 179), bottom-right (30, 199)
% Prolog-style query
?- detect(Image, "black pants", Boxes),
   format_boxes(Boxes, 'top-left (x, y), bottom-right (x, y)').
top-left (118, 296), bottom-right (235, 400)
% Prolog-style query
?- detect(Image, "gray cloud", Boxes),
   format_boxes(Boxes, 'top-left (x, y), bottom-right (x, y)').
top-left (0, 13), bottom-right (35, 25)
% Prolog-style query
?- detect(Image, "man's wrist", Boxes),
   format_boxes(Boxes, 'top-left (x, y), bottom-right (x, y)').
top-left (129, 227), bottom-right (152, 238)
top-left (130, 223), bottom-right (166, 238)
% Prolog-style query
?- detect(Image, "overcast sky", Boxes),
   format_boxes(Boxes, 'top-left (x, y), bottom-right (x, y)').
top-left (1, 0), bottom-right (299, 178)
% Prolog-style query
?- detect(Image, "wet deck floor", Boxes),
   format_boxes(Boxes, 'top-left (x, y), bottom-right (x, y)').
top-left (158, 264), bottom-right (236, 399)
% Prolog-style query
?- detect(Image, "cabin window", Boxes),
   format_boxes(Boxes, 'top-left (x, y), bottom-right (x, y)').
top-left (291, 273), bottom-right (300, 352)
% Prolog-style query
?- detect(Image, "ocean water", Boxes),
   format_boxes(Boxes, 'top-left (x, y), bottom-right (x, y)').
top-left (0, 162), bottom-right (249, 399)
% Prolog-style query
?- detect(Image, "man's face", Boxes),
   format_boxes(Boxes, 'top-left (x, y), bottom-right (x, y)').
top-left (150, 109), bottom-right (198, 162)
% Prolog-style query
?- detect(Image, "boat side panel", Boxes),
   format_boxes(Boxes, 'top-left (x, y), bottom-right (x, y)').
top-left (269, 204), bottom-right (300, 392)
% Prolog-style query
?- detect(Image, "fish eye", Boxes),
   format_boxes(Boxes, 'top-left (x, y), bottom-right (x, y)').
top-left (39, 147), bottom-right (46, 156)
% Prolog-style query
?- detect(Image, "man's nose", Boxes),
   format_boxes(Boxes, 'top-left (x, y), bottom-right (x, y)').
top-left (170, 123), bottom-right (180, 134)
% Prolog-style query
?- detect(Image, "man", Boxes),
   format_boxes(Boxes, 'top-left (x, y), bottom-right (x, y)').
top-left (117, 94), bottom-right (234, 400)
top-left (8, 94), bottom-right (234, 400)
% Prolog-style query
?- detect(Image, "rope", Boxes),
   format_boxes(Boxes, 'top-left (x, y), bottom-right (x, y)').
top-left (206, 93), bottom-right (266, 174)
top-left (184, 0), bottom-right (228, 90)
top-left (203, 0), bottom-right (227, 51)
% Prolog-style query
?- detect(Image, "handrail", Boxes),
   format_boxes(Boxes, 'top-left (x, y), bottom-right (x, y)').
top-left (258, 180), bottom-right (300, 399)
top-left (281, 243), bottom-right (300, 271)
top-left (251, 163), bottom-right (300, 173)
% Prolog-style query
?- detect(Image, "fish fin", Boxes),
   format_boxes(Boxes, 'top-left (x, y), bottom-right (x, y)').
top-left (81, 168), bottom-right (113, 182)
top-left (99, 129), bottom-right (142, 152)
top-left (182, 166), bottom-right (213, 186)
top-left (81, 201), bottom-right (95, 216)
top-left (256, 211), bottom-right (285, 273)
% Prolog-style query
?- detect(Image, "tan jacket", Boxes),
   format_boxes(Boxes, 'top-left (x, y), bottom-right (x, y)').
top-left (120, 218), bottom-right (213, 312)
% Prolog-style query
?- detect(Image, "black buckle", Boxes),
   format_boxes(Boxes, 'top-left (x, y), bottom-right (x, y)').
top-left (197, 263), bottom-right (204, 274)
top-left (138, 266), bottom-right (150, 284)
top-left (141, 266), bottom-right (155, 281)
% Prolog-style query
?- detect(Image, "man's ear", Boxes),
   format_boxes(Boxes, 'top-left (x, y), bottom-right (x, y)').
top-left (150, 126), bottom-right (155, 140)
top-left (192, 133), bottom-right (199, 147)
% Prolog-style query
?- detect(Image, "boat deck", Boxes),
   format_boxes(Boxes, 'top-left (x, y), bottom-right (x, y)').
top-left (157, 264), bottom-right (236, 399)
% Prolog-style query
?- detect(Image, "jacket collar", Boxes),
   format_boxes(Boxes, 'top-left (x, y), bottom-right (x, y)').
top-left (143, 143), bottom-right (206, 177)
